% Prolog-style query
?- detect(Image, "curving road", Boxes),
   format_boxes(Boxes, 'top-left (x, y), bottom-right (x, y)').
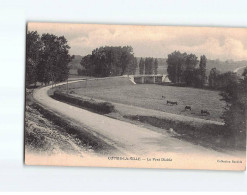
top-left (31, 80), bottom-right (245, 170)
top-left (234, 66), bottom-right (247, 74)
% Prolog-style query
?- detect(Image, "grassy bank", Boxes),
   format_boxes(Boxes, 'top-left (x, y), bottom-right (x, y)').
top-left (25, 89), bottom-right (116, 155)
top-left (124, 115), bottom-right (245, 151)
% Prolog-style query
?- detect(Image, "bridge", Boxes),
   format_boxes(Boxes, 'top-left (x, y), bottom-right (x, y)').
top-left (129, 74), bottom-right (171, 84)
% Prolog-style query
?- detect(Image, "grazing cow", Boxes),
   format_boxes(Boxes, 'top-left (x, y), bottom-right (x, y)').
top-left (162, 95), bottom-right (166, 99)
top-left (169, 128), bottom-right (174, 133)
top-left (201, 110), bottom-right (210, 115)
top-left (185, 106), bottom-right (192, 111)
top-left (167, 100), bottom-right (178, 105)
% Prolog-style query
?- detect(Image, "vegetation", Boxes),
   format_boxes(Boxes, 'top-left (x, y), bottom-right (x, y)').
top-left (198, 55), bottom-right (207, 87)
top-left (72, 83), bottom-right (225, 122)
top-left (242, 68), bottom-right (247, 77)
top-left (154, 58), bottom-right (158, 75)
top-left (26, 31), bottom-right (74, 87)
top-left (124, 115), bottom-right (231, 150)
top-left (53, 91), bottom-right (115, 114)
top-left (219, 74), bottom-right (247, 147)
top-left (137, 57), bottom-right (159, 75)
top-left (139, 57), bottom-right (145, 74)
top-left (79, 46), bottom-right (137, 77)
top-left (166, 51), bottom-right (208, 87)
top-left (166, 50), bottom-right (246, 146)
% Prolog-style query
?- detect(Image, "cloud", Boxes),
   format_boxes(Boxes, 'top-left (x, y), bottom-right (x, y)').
top-left (28, 23), bottom-right (247, 60)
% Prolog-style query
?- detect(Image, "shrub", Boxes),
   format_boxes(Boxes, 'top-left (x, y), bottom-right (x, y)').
top-left (52, 91), bottom-right (115, 114)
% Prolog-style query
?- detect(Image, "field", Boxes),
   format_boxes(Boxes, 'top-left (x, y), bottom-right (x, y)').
top-left (72, 81), bottom-right (226, 122)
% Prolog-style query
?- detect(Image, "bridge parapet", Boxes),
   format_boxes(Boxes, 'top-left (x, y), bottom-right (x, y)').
top-left (133, 75), bottom-right (169, 84)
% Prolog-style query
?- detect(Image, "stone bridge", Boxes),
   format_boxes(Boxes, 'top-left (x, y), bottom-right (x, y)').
top-left (130, 74), bottom-right (170, 84)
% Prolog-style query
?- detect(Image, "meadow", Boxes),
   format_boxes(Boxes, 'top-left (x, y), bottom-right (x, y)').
top-left (72, 82), bottom-right (226, 122)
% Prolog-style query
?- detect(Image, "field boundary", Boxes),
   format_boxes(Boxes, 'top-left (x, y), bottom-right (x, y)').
top-left (52, 91), bottom-right (115, 114)
top-left (123, 115), bottom-right (245, 151)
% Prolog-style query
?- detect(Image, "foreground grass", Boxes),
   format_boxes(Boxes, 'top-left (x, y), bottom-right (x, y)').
top-left (25, 104), bottom-right (91, 155)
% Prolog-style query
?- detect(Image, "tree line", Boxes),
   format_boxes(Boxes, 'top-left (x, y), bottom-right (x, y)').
top-left (166, 51), bottom-right (207, 88)
top-left (220, 71), bottom-right (246, 146)
top-left (78, 46), bottom-right (137, 77)
top-left (166, 51), bottom-right (246, 144)
top-left (26, 31), bottom-right (74, 87)
top-left (166, 50), bottom-right (243, 91)
top-left (139, 58), bottom-right (158, 75)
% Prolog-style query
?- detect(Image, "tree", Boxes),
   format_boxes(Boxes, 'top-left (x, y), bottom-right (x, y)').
top-left (167, 51), bottom-right (199, 84)
top-left (119, 46), bottom-right (135, 75)
top-left (81, 46), bottom-right (135, 77)
top-left (26, 31), bottom-right (42, 86)
top-left (37, 33), bottom-right (74, 85)
top-left (80, 55), bottom-right (94, 76)
top-left (139, 58), bottom-right (145, 75)
top-left (198, 55), bottom-right (207, 87)
top-left (144, 57), bottom-right (154, 75)
top-left (242, 68), bottom-right (247, 77)
top-left (154, 58), bottom-right (158, 75)
top-left (126, 57), bottom-right (137, 75)
top-left (166, 51), bottom-right (187, 83)
top-left (208, 68), bottom-right (220, 88)
top-left (183, 54), bottom-right (198, 86)
top-left (220, 75), bottom-right (246, 147)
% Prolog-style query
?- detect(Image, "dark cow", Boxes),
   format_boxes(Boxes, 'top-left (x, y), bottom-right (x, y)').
top-left (201, 110), bottom-right (210, 115)
top-left (185, 106), bottom-right (192, 111)
top-left (167, 100), bottom-right (178, 105)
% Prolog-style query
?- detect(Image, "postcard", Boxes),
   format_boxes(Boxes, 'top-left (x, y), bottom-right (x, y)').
top-left (24, 22), bottom-right (246, 170)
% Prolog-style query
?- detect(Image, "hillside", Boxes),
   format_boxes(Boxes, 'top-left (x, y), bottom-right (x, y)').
top-left (135, 57), bottom-right (247, 75)
top-left (69, 55), bottom-right (83, 75)
top-left (69, 55), bottom-right (83, 69)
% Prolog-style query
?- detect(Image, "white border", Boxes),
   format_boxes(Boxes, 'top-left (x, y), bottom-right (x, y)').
top-left (0, 0), bottom-right (247, 192)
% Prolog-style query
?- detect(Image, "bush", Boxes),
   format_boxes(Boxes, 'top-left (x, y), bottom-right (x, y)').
top-left (125, 115), bottom-right (224, 137)
top-left (124, 115), bottom-right (243, 150)
top-left (52, 91), bottom-right (115, 114)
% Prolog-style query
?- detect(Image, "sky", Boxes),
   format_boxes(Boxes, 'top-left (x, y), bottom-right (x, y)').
top-left (28, 22), bottom-right (247, 61)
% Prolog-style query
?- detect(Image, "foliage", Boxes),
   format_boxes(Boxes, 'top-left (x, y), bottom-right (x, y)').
top-left (144, 57), bottom-right (154, 74)
top-left (80, 46), bottom-right (136, 77)
top-left (154, 58), bottom-right (158, 75)
top-left (26, 31), bottom-right (42, 86)
top-left (208, 68), bottom-right (221, 88)
top-left (138, 57), bottom-right (159, 75)
top-left (167, 51), bottom-right (186, 83)
top-left (53, 91), bottom-right (115, 114)
top-left (166, 51), bottom-right (199, 85)
top-left (139, 58), bottom-right (145, 75)
top-left (26, 31), bottom-right (73, 86)
top-left (219, 76), bottom-right (246, 146)
top-left (198, 55), bottom-right (207, 87)
top-left (209, 70), bottom-right (239, 90)
top-left (242, 68), bottom-right (247, 77)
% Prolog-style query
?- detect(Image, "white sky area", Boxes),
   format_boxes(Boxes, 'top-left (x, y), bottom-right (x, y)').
top-left (28, 22), bottom-right (247, 61)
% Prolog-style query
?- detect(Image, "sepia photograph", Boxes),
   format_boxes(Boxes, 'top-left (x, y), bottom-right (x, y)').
top-left (24, 22), bottom-right (246, 170)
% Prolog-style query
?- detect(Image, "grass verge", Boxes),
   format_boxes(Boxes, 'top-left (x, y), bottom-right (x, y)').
top-left (124, 115), bottom-right (245, 151)
top-left (52, 91), bottom-right (115, 114)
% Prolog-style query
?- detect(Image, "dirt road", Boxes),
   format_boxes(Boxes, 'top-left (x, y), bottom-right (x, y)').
top-left (233, 66), bottom-right (247, 74)
top-left (31, 80), bottom-right (245, 170)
